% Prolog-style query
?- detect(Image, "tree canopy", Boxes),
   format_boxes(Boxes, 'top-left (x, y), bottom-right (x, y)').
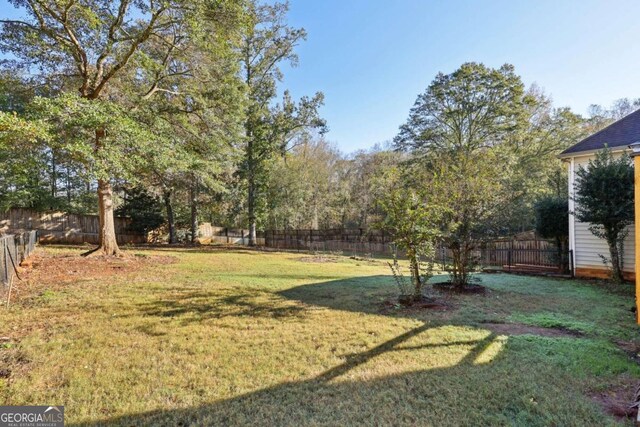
top-left (0, 1), bottom-right (635, 272)
top-left (0, 0), bottom-right (246, 254)
top-left (395, 63), bottom-right (533, 286)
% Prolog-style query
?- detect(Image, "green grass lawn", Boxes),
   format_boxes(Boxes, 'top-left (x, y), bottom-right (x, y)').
top-left (1, 246), bottom-right (639, 426)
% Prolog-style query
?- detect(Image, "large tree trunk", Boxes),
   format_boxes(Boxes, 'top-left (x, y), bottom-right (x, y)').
top-left (248, 176), bottom-right (257, 246)
top-left (88, 179), bottom-right (120, 256)
top-left (84, 127), bottom-right (120, 257)
top-left (190, 183), bottom-right (198, 244)
top-left (163, 190), bottom-right (176, 244)
top-left (50, 150), bottom-right (56, 198)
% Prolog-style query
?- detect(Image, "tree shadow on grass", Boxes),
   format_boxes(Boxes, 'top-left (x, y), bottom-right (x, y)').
top-left (133, 275), bottom-right (398, 326)
top-left (70, 325), bottom-right (603, 426)
top-left (279, 274), bottom-right (412, 315)
top-left (135, 289), bottom-right (307, 325)
top-left (213, 272), bottom-right (345, 281)
top-left (71, 276), bottom-right (604, 426)
top-left (132, 274), bottom-right (450, 328)
top-left (72, 325), bottom-right (522, 427)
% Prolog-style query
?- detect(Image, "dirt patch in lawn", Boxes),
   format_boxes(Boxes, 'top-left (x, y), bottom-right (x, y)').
top-left (481, 322), bottom-right (582, 338)
top-left (615, 340), bottom-right (640, 365)
top-left (8, 249), bottom-right (176, 302)
top-left (379, 297), bottom-right (450, 314)
top-left (589, 376), bottom-right (639, 421)
top-left (0, 340), bottom-right (30, 381)
top-left (433, 282), bottom-right (487, 294)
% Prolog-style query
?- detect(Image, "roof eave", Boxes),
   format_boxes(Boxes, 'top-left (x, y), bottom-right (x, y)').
top-left (557, 146), bottom-right (629, 160)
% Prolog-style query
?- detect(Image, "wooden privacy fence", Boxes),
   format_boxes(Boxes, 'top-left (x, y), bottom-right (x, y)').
top-left (200, 223), bottom-right (569, 272)
top-left (261, 228), bottom-right (569, 272)
top-left (263, 228), bottom-right (395, 254)
top-left (1, 230), bottom-right (38, 289)
top-left (438, 239), bottom-right (571, 274)
top-left (0, 208), bottom-right (146, 244)
top-left (476, 239), bottom-right (558, 267)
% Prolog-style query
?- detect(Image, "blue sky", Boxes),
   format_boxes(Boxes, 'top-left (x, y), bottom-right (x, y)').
top-left (2, 1), bottom-right (640, 153)
top-left (281, 0), bottom-right (640, 152)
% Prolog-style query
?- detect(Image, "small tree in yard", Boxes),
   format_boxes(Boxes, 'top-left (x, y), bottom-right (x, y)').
top-left (394, 63), bottom-right (532, 288)
top-left (574, 148), bottom-right (634, 283)
top-left (535, 196), bottom-right (569, 273)
top-left (380, 175), bottom-right (444, 302)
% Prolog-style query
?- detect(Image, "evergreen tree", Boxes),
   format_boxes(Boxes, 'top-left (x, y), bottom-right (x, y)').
top-left (115, 187), bottom-right (165, 235)
top-left (574, 148), bottom-right (634, 283)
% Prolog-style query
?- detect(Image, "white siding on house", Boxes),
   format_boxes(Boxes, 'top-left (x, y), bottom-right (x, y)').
top-left (573, 221), bottom-right (635, 271)
top-left (569, 153), bottom-right (635, 272)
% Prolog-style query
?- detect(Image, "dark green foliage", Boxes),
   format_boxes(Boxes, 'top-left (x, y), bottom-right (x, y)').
top-left (116, 188), bottom-right (165, 234)
top-left (535, 196), bottom-right (569, 240)
top-left (0, 0), bottom-right (246, 254)
top-left (574, 148), bottom-right (634, 282)
top-left (535, 196), bottom-right (569, 272)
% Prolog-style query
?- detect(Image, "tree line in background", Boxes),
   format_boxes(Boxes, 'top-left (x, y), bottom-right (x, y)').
top-left (0, 1), bottom-right (637, 267)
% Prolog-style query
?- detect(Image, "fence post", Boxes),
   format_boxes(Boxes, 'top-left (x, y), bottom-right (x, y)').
top-left (569, 249), bottom-right (574, 278)
top-left (16, 234), bottom-right (24, 263)
top-left (4, 240), bottom-right (8, 286)
top-left (507, 249), bottom-right (512, 272)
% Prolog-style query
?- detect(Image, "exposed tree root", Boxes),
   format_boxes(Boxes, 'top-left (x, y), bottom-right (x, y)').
top-left (82, 246), bottom-right (125, 258)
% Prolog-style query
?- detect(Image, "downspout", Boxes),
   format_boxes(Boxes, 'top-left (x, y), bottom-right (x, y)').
top-left (568, 157), bottom-right (576, 276)
top-left (627, 142), bottom-right (640, 324)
